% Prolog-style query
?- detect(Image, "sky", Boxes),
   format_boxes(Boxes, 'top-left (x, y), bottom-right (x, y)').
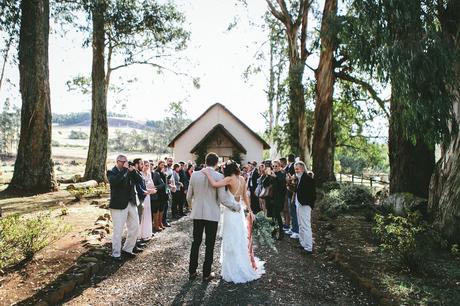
top-left (1, 0), bottom-right (276, 133)
top-left (0, 0), bottom-right (387, 139)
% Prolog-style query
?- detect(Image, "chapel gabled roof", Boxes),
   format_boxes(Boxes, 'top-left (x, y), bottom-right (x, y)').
top-left (167, 103), bottom-right (270, 149)
top-left (190, 124), bottom-right (247, 154)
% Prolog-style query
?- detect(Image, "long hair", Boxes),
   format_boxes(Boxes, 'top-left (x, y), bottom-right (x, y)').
top-left (223, 160), bottom-right (240, 177)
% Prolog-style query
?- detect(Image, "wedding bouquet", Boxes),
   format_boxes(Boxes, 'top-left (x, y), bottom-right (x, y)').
top-left (251, 212), bottom-right (277, 251)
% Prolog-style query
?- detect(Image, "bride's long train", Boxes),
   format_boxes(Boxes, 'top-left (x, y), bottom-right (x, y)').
top-left (220, 204), bottom-right (265, 284)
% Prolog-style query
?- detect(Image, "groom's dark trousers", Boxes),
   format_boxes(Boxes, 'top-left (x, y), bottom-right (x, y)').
top-left (189, 219), bottom-right (218, 277)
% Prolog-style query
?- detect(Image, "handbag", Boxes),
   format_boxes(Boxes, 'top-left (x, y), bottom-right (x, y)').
top-left (259, 184), bottom-right (273, 199)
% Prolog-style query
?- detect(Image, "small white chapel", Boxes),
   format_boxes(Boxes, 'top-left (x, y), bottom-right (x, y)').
top-left (168, 103), bottom-right (270, 163)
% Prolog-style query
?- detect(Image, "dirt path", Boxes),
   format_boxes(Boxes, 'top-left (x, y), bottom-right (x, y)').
top-left (64, 216), bottom-right (375, 306)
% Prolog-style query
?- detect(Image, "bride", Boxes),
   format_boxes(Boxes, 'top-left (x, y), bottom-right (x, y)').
top-left (203, 160), bottom-right (265, 284)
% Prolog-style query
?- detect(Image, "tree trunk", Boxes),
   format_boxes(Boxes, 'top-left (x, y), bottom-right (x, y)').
top-left (313, 0), bottom-right (337, 185)
top-left (84, 2), bottom-right (108, 183)
top-left (389, 92), bottom-right (435, 198)
top-left (428, 0), bottom-right (460, 243)
top-left (287, 62), bottom-right (310, 166)
top-left (6, 0), bottom-right (56, 194)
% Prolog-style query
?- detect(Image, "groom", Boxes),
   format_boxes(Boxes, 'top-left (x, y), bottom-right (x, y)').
top-left (187, 152), bottom-right (241, 282)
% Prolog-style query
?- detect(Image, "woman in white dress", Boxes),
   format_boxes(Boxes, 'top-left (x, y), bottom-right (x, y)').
top-left (139, 161), bottom-right (156, 240)
top-left (203, 160), bottom-right (265, 284)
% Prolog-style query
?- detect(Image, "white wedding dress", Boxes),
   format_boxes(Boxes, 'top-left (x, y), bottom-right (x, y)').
top-left (220, 180), bottom-right (265, 284)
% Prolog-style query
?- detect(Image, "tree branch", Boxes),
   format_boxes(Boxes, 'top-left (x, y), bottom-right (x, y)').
top-left (109, 60), bottom-right (193, 79)
top-left (266, 0), bottom-right (286, 25)
top-left (335, 71), bottom-right (390, 118)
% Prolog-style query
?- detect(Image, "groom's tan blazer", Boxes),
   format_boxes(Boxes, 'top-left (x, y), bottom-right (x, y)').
top-left (187, 167), bottom-right (240, 222)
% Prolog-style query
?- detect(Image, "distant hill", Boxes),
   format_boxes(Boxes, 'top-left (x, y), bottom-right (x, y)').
top-left (74, 117), bottom-right (148, 130)
top-left (53, 112), bottom-right (149, 130)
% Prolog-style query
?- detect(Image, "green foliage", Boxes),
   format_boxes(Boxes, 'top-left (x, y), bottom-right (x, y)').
top-left (68, 184), bottom-right (109, 201)
top-left (68, 130), bottom-right (88, 140)
top-left (108, 101), bottom-right (191, 154)
top-left (321, 181), bottom-right (342, 193)
top-left (0, 213), bottom-right (70, 270)
top-left (0, 99), bottom-right (20, 154)
top-left (318, 189), bottom-right (349, 218)
top-left (373, 212), bottom-right (445, 271)
top-left (341, 0), bottom-right (459, 145)
top-left (334, 81), bottom-right (389, 174)
top-left (252, 212), bottom-right (277, 251)
top-left (318, 184), bottom-right (374, 218)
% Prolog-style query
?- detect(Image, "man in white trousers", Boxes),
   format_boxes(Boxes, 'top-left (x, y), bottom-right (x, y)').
top-left (294, 161), bottom-right (316, 254)
top-left (107, 154), bottom-right (144, 261)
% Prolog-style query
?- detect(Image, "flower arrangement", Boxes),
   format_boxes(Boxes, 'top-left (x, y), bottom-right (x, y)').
top-left (252, 212), bottom-right (277, 251)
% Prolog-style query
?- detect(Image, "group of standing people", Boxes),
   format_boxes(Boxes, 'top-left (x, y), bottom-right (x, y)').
top-left (107, 151), bottom-right (316, 282)
top-left (244, 154), bottom-right (316, 254)
top-left (107, 155), bottom-right (192, 261)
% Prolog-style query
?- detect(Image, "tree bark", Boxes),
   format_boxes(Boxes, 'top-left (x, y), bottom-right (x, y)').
top-left (266, 0), bottom-right (312, 165)
top-left (389, 91), bottom-right (435, 198)
top-left (6, 0), bottom-right (56, 194)
top-left (313, 0), bottom-right (337, 185)
top-left (428, 0), bottom-right (460, 243)
top-left (84, 2), bottom-right (108, 183)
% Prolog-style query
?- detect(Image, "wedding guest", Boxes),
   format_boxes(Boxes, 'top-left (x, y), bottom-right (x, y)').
top-left (280, 157), bottom-right (290, 231)
top-left (139, 161), bottom-right (156, 241)
top-left (171, 163), bottom-right (183, 219)
top-left (285, 154), bottom-right (299, 239)
top-left (247, 161), bottom-right (260, 214)
top-left (179, 161), bottom-right (189, 216)
top-left (151, 160), bottom-right (168, 231)
top-left (133, 158), bottom-right (146, 222)
top-left (266, 160), bottom-right (286, 240)
top-left (107, 155), bottom-right (143, 261)
top-left (163, 157), bottom-right (174, 227)
top-left (294, 161), bottom-right (316, 254)
top-left (256, 163), bottom-right (267, 214)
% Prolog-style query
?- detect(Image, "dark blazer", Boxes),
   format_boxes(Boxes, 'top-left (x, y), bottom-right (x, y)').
top-left (248, 169), bottom-right (259, 193)
top-left (179, 169), bottom-right (189, 190)
top-left (135, 173), bottom-right (147, 203)
top-left (295, 172), bottom-right (316, 208)
top-left (107, 166), bottom-right (143, 210)
top-left (151, 170), bottom-right (168, 202)
top-left (286, 163), bottom-right (295, 176)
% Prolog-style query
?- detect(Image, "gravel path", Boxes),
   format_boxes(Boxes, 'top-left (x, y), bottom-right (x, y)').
top-left (64, 216), bottom-right (375, 306)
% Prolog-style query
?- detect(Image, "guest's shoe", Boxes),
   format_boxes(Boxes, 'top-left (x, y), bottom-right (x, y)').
top-left (189, 272), bottom-right (198, 281)
top-left (284, 229), bottom-right (293, 235)
top-left (202, 272), bottom-right (215, 282)
top-left (121, 250), bottom-right (137, 259)
top-left (290, 233), bottom-right (299, 239)
top-left (164, 222), bottom-right (171, 227)
top-left (136, 242), bottom-right (147, 248)
top-left (283, 224), bottom-right (290, 230)
top-left (111, 256), bottom-right (123, 262)
top-left (305, 250), bottom-right (314, 255)
top-left (132, 246), bottom-right (145, 253)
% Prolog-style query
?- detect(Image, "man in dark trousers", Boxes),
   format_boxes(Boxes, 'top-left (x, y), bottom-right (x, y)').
top-left (294, 161), bottom-right (316, 254)
top-left (107, 154), bottom-right (143, 261)
top-left (247, 161), bottom-right (260, 213)
top-left (186, 153), bottom-right (240, 282)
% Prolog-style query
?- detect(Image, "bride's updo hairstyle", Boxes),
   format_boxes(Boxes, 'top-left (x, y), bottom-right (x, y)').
top-left (223, 160), bottom-right (240, 177)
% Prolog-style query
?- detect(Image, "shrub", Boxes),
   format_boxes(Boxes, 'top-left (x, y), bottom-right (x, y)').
top-left (318, 184), bottom-right (374, 218)
top-left (318, 189), bottom-right (349, 218)
top-left (0, 214), bottom-right (70, 270)
top-left (340, 185), bottom-right (374, 208)
top-left (68, 184), bottom-right (109, 201)
top-left (68, 130), bottom-right (88, 140)
top-left (373, 212), bottom-right (442, 271)
top-left (321, 181), bottom-right (342, 193)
